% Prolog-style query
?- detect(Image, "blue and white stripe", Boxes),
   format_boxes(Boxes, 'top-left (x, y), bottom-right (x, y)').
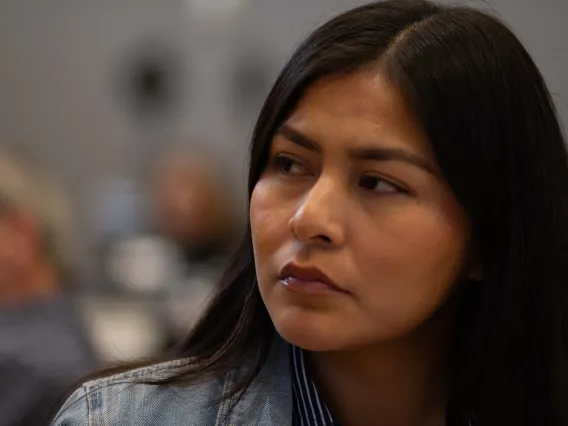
top-left (291, 345), bottom-right (338, 426)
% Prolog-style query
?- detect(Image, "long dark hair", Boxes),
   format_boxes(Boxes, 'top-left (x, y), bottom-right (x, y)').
top-left (96, 1), bottom-right (568, 425)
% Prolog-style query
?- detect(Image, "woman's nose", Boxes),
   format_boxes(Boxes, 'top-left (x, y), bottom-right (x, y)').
top-left (288, 176), bottom-right (346, 248)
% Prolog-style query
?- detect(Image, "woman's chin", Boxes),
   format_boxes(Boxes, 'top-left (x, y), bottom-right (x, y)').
top-left (276, 327), bottom-right (340, 352)
top-left (272, 310), bottom-right (350, 352)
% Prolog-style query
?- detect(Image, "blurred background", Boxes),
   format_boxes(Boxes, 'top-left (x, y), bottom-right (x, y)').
top-left (0, 0), bottom-right (566, 424)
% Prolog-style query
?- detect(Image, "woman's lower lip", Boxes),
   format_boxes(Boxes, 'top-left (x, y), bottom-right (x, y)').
top-left (278, 277), bottom-right (343, 295)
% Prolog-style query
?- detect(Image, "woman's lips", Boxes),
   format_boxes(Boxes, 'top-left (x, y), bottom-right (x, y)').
top-left (279, 276), bottom-right (345, 294)
top-left (278, 262), bottom-right (349, 295)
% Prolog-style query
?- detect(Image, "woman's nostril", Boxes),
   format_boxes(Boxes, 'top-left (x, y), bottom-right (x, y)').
top-left (316, 235), bottom-right (332, 244)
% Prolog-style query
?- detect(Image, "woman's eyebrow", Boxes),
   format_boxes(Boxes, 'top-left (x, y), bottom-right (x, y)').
top-left (276, 123), bottom-right (438, 176)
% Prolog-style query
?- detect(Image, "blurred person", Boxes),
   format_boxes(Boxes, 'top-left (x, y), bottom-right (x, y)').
top-left (86, 150), bottom-right (242, 360)
top-left (54, 1), bottom-right (568, 426)
top-left (151, 149), bottom-right (241, 338)
top-left (0, 150), bottom-right (95, 426)
top-left (152, 149), bottom-right (239, 264)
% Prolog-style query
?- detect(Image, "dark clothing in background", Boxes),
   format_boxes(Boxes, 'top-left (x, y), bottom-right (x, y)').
top-left (0, 296), bottom-right (95, 426)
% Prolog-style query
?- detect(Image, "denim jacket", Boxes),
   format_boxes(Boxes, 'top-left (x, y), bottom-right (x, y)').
top-left (52, 338), bottom-right (292, 425)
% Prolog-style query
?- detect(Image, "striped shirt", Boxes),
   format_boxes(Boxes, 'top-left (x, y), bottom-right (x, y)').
top-left (291, 345), bottom-right (340, 426)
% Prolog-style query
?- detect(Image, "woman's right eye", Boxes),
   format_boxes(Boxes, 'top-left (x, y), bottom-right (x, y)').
top-left (273, 155), bottom-right (309, 176)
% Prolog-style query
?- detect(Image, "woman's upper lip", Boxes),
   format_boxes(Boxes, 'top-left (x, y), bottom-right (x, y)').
top-left (279, 262), bottom-right (347, 292)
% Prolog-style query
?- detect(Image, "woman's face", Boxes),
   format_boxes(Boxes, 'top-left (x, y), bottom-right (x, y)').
top-left (250, 69), bottom-right (471, 352)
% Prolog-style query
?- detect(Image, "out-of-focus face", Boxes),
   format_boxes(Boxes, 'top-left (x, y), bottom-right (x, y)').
top-left (250, 69), bottom-right (471, 351)
top-left (0, 214), bottom-right (20, 289)
top-left (154, 157), bottom-right (223, 244)
top-left (0, 210), bottom-right (42, 300)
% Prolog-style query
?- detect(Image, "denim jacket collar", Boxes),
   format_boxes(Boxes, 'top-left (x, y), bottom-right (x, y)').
top-left (53, 336), bottom-right (294, 425)
top-left (217, 337), bottom-right (293, 425)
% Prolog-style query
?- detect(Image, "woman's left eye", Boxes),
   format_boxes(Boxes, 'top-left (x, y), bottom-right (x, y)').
top-left (358, 175), bottom-right (404, 194)
top-left (273, 155), bottom-right (309, 176)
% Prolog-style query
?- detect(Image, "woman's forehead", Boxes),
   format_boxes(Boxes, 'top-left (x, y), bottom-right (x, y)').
top-left (281, 70), bottom-right (434, 160)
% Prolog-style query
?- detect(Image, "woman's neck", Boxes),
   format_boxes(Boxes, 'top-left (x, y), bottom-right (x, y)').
top-left (307, 316), bottom-right (452, 426)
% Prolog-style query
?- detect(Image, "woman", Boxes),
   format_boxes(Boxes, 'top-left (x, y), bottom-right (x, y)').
top-left (53, 1), bottom-right (568, 425)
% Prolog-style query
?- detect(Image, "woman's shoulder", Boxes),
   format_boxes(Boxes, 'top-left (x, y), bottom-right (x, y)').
top-left (51, 359), bottom-right (227, 425)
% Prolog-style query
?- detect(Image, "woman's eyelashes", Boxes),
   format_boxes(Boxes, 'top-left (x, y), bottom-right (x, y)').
top-left (270, 153), bottom-right (411, 196)
top-left (273, 154), bottom-right (310, 176)
top-left (358, 174), bottom-right (409, 195)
